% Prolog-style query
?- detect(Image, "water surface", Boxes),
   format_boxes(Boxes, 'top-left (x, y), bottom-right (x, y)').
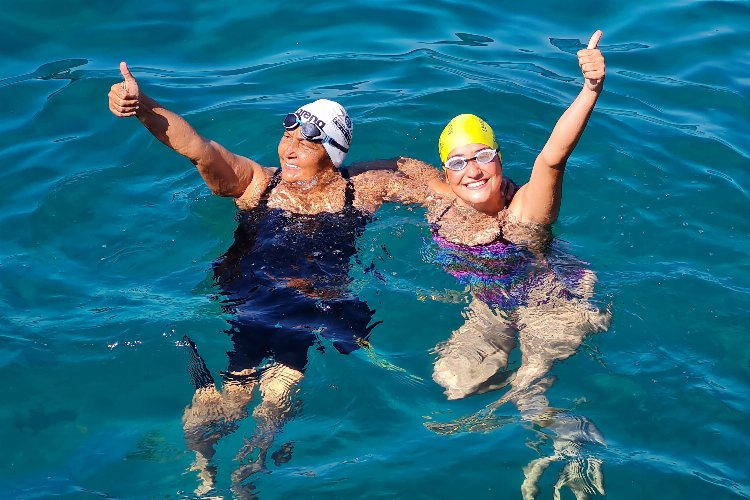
top-left (1, 1), bottom-right (749, 498)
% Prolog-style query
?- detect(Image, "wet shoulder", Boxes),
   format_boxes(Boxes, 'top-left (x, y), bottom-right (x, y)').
top-left (498, 210), bottom-right (553, 252)
top-left (235, 167), bottom-right (276, 211)
top-left (424, 193), bottom-right (454, 225)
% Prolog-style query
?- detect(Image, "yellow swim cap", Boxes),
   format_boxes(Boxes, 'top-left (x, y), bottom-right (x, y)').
top-left (438, 114), bottom-right (500, 164)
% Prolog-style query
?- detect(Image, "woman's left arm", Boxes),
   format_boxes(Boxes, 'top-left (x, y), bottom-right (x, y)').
top-left (510, 30), bottom-right (606, 225)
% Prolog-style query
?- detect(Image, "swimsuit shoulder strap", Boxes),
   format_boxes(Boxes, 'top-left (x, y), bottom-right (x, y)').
top-left (258, 169), bottom-right (282, 207)
top-left (434, 199), bottom-right (454, 225)
top-left (340, 168), bottom-right (356, 210)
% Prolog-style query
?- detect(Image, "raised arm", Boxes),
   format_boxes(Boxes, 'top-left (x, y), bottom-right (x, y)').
top-left (108, 62), bottom-right (264, 198)
top-left (509, 30), bottom-right (606, 225)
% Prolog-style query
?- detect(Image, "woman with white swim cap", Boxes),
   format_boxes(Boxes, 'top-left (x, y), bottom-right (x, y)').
top-left (108, 64), bottom-right (427, 496)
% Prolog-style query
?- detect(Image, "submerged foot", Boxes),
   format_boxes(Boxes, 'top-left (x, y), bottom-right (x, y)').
top-left (271, 442), bottom-right (294, 466)
top-left (230, 459), bottom-right (269, 500)
top-left (188, 453), bottom-right (217, 497)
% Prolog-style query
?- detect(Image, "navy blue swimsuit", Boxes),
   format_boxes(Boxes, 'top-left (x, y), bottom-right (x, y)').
top-left (212, 169), bottom-right (378, 376)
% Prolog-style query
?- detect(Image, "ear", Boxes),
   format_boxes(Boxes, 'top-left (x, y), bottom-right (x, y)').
top-left (319, 154), bottom-right (337, 171)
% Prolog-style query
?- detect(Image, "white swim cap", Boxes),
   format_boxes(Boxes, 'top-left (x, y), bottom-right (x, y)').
top-left (292, 99), bottom-right (353, 167)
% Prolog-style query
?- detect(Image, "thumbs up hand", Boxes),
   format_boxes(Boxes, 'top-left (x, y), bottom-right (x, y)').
top-left (577, 31), bottom-right (606, 92)
top-left (108, 61), bottom-right (141, 117)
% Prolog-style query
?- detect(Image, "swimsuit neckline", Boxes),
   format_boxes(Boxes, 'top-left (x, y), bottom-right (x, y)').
top-left (260, 168), bottom-right (358, 216)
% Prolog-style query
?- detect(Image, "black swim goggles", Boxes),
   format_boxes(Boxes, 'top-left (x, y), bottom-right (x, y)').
top-left (443, 148), bottom-right (498, 171)
top-left (283, 113), bottom-right (349, 153)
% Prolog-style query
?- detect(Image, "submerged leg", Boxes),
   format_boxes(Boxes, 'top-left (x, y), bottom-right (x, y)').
top-left (506, 270), bottom-right (611, 407)
top-left (182, 340), bottom-right (256, 497)
top-left (553, 456), bottom-right (605, 500)
top-left (511, 271), bottom-right (609, 499)
top-left (432, 299), bottom-right (517, 400)
top-left (182, 374), bottom-right (257, 495)
top-left (231, 363), bottom-right (304, 494)
top-left (181, 336), bottom-right (222, 494)
top-left (521, 454), bottom-right (556, 500)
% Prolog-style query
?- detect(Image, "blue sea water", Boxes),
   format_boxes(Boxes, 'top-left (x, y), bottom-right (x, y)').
top-left (1, 0), bottom-right (749, 498)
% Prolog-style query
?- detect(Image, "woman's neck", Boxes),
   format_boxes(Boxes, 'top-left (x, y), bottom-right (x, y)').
top-left (453, 193), bottom-right (505, 216)
top-left (281, 167), bottom-right (342, 195)
top-left (271, 167), bottom-right (346, 214)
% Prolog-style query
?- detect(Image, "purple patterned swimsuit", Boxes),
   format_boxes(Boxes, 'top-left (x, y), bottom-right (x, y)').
top-left (430, 210), bottom-right (591, 309)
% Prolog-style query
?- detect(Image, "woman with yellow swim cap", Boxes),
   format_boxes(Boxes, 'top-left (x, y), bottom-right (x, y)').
top-left (395, 29), bottom-right (606, 242)
top-left (398, 35), bottom-right (610, 495)
top-left (394, 30), bottom-right (609, 403)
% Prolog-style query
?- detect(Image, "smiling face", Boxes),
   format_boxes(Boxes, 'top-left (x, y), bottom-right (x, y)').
top-left (278, 128), bottom-right (335, 183)
top-left (444, 143), bottom-right (504, 214)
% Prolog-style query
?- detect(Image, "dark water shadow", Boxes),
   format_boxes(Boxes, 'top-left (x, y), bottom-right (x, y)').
top-left (427, 32), bottom-right (495, 47)
top-left (0, 59), bottom-right (89, 88)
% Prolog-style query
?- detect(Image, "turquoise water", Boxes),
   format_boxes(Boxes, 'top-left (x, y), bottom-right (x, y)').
top-left (2, 0), bottom-right (749, 498)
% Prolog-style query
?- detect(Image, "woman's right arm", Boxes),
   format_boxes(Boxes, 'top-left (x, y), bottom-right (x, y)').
top-left (108, 62), bottom-right (265, 198)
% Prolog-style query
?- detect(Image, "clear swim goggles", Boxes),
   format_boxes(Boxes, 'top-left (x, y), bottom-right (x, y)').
top-left (443, 148), bottom-right (498, 171)
top-left (283, 113), bottom-right (349, 153)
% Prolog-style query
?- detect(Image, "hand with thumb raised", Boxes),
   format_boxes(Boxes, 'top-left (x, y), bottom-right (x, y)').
top-left (577, 30), bottom-right (605, 91)
top-left (108, 61), bottom-right (141, 117)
